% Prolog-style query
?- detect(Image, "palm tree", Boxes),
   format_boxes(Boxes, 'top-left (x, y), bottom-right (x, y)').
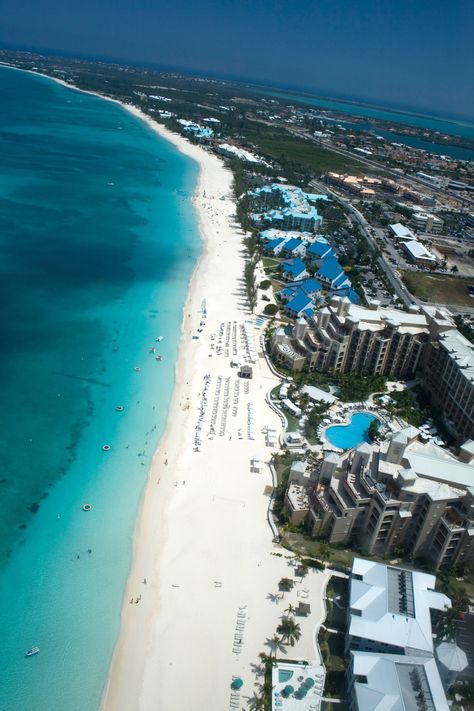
top-left (277, 616), bottom-right (302, 647)
top-left (285, 603), bottom-right (296, 616)
top-left (247, 692), bottom-right (264, 711)
top-left (266, 634), bottom-right (285, 657)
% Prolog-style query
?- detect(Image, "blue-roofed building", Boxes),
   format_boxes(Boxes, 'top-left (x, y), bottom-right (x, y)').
top-left (287, 278), bottom-right (322, 298)
top-left (282, 238), bottom-right (306, 258)
top-left (176, 119), bottom-right (214, 140)
top-left (316, 257), bottom-right (350, 289)
top-left (330, 286), bottom-right (360, 304)
top-left (279, 285), bottom-right (298, 302)
top-left (307, 240), bottom-right (335, 262)
top-left (264, 237), bottom-right (287, 256)
top-left (284, 290), bottom-right (313, 318)
top-left (249, 183), bottom-right (324, 233)
top-left (281, 258), bottom-right (308, 282)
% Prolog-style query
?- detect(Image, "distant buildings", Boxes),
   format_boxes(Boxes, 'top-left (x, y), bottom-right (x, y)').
top-left (412, 211), bottom-right (444, 234)
top-left (402, 239), bottom-right (437, 268)
top-left (216, 142), bottom-right (270, 166)
top-left (325, 172), bottom-right (382, 198)
top-left (176, 119), bottom-right (214, 140)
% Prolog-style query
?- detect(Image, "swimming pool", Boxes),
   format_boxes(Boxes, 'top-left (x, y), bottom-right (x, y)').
top-left (278, 669), bottom-right (294, 683)
top-left (325, 412), bottom-right (378, 450)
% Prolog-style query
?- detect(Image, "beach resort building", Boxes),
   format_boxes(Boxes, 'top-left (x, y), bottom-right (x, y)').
top-left (176, 119), bottom-right (214, 140)
top-left (423, 328), bottom-right (474, 442)
top-left (347, 652), bottom-right (450, 711)
top-left (250, 183), bottom-right (325, 232)
top-left (216, 142), bottom-right (270, 166)
top-left (271, 298), bottom-right (474, 441)
top-left (342, 557), bottom-right (468, 709)
top-left (271, 297), bottom-right (437, 378)
top-left (346, 557), bottom-right (450, 656)
top-left (295, 428), bottom-right (474, 570)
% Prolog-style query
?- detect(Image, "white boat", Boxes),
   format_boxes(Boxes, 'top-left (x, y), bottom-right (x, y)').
top-left (155, 336), bottom-right (164, 342)
top-left (25, 646), bottom-right (40, 657)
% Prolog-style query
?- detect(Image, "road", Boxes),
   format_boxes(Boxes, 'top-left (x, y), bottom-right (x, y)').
top-left (309, 178), bottom-right (415, 308)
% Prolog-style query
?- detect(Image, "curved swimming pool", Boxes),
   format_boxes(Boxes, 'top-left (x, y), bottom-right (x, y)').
top-left (325, 412), bottom-right (378, 450)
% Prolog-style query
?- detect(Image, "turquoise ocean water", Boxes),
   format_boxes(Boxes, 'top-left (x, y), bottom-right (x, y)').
top-left (0, 66), bottom-right (200, 710)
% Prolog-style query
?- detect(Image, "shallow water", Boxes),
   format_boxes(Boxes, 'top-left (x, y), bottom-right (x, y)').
top-left (0, 66), bottom-right (200, 710)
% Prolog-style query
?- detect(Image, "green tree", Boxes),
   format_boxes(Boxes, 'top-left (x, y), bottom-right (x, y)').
top-left (263, 303), bottom-right (278, 316)
top-left (368, 419), bottom-right (380, 441)
top-left (436, 607), bottom-right (458, 642)
top-left (277, 616), bottom-right (302, 647)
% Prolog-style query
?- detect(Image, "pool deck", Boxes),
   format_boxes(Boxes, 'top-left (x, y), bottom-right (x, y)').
top-left (272, 661), bottom-right (325, 711)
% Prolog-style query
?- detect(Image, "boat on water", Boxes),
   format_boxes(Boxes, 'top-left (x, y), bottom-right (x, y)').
top-left (155, 355), bottom-right (163, 361)
top-left (25, 647), bottom-right (40, 657)
top-left (155, 336), bottom-right (164, 342)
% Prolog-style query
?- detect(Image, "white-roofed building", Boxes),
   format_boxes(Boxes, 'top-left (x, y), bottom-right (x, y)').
top-left (412, 211), bottom-right (444, 234)
top-left (389, 223), bottom-right (416, 241)
top-left (402, 239), bottom-right (437, 267)
top-left (348, 651), bottom-right (449, 711)
top-left (347, 558), bottom-right (450, 657)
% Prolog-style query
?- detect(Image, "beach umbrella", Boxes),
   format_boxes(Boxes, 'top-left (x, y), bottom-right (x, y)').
top-left (284, 685), bottom-right (294, 695)
top-left (304, 677), bottom-right (315, 688)
top-left (231, 677), bottom-right (243, 690)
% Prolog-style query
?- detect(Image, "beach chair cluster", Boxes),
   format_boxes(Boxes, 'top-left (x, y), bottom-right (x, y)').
top-left (232, 379), bottom-right (240, 417)
top-left (232, 605), bottom-right (247, 655)
top-left (194, 373), bottom-right (211, 452)
top-left (241, 322), bottom-right (257, 363)
top-left (208, 375), bottom-right (222, 437)
top-left (219, 376), bottom-right (231, 436)
top-left (247, 402), bottom-right (255, 440)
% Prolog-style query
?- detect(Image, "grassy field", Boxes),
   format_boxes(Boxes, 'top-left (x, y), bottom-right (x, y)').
top-left (241, 126), bottom-right (366, 175)
top-left (402, 271), bottom-right (474, 306)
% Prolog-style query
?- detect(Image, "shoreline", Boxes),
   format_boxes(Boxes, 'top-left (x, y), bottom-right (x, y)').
top-left (3, 63), bottom-right (331, 710)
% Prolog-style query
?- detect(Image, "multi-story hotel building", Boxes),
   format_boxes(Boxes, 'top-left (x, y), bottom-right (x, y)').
top-left (271, 297), bottom-right (474, 441)
top-left (285, 429), bottom-right (474, 570)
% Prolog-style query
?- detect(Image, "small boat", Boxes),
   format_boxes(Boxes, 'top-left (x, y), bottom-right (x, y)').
top-left (25, 647), bottom-right (40, 657)
top-left (155, 336), bottom-right (164, 342)
top-left (155, 355), bottom-right (163, 361)
top-left (149, 347), bottom-right (156, 354)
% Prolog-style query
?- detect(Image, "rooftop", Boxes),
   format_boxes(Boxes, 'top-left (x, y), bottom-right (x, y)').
top-left (351, 652), bottom-right (449, 711)
top-left (349, 558), bottom-right (450, 655)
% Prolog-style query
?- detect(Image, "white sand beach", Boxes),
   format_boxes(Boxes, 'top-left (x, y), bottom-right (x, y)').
top-left (98, 123), bottom-right (330, 710)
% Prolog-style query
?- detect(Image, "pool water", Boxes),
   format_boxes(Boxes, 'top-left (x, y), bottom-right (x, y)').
top-left (279, 670), bottom-right (294, 683)
top-left (325, 412), bottom-right (378, 450)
